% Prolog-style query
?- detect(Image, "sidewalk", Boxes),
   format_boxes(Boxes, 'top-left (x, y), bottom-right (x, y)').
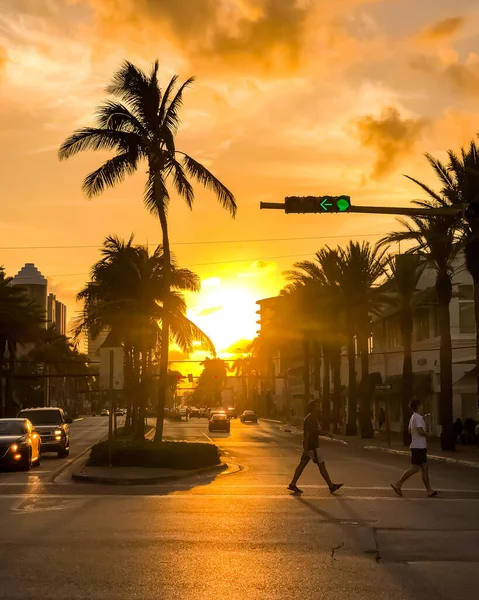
top-left (262, 418), bottom-right (479, 468)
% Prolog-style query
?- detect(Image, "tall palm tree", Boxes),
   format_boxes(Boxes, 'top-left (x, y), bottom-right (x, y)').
top-left (336, 242), bottom-right (389, 438)
top-left (408, 142), bottom-right (479, 411)
top-left (283, 251), bottom-right (345, 429)
top-left (379, 208), bottom-right (462, 450)
top-left (75, 235), bottom-right (215, 438)
top-left (59, 61), bottom-right (236, 442)
top-left (381, 254), bottom-right (426, 446)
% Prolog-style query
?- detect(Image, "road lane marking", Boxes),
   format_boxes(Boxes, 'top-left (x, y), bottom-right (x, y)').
top-left (0, 494), bottom-right (478, 501)
top-left (202, 431), bottom-right (213, 443)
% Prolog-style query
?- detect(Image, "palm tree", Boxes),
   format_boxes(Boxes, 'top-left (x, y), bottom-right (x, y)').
top-left (381, 254), bottom-right (426, 446)
top-left (336, 242), bottom-right (389, 438)
top-left (408, 142), bottom-right (479, 412)
top-left (75, 235), bottom-right (215, 438)
top-left (0, 268), bottom-right (44, 416)
top-left (283, 251), bottom-right (345, 429)
top-left (59, 61), bottom-right (236, 442)
top-left (379, 208), bottom-right (462, 450)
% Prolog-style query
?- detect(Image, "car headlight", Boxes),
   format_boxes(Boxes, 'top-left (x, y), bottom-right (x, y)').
top-left (10, 444), bottom-right (18, 452)
top-left (54, 429), bottom-right (62, 435)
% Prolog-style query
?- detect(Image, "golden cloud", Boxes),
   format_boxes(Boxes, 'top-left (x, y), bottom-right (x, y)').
top-left (355, 107), bottom-right (427, 179)
top-left (0, 46), bottom-right (7, 77)
top-left (410, 52), bottom-right (479, 96)
top-left (421, 16), bottom-right (464, 40)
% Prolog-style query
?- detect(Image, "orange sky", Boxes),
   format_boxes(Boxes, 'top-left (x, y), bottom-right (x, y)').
top-left (1, 0), bottom-right (479, 362)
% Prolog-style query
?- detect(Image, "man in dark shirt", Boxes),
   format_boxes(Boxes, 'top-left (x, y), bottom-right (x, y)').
top-left (288, 400), bottom-right (343, 494)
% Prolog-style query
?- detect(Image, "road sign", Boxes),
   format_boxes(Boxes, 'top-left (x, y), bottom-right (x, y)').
top-left (99, 347), bottom-right (124, 391)
top-left (375, 384), bottom-right (392, 391)
top-left (284, 195), bottom-right (351, 214)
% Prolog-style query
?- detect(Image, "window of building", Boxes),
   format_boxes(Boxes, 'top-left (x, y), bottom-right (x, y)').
top-left (386, 316), bottom-right (401, 349)
top-left (458, 285), bottom-right (476, 334)
top-left (414, 308), bottom-right (430, 342)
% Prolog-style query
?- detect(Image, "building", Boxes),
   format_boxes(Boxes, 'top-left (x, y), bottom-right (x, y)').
top-left (11, 263), bottom-right (47, 325)
top-left (365, 256), bottom-right (478, 435)
top-left (87, 328), bottom-right (110, 362)
top-left (47, 293), bottom-right (67, 335)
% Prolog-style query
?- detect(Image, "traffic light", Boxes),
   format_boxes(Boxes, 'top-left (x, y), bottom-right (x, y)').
top-left (284, 195), bottom-right (351, 214)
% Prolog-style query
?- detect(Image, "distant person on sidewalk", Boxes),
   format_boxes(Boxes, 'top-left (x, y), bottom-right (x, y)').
top-left (391, 399), bottom-right (439, 498)
top-left (378, 407), bottom-right (386, 431)
top-left (288, 400), bottom-right (343, 495)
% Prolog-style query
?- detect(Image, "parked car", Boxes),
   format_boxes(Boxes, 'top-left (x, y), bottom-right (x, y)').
top-left (226, 407), bottom-right (238, 419)
top-left (0, 418), bottom-right (41, 470)
top-left (189, 408), bottom-right (200, 418)
top-left (100, 409), bottom-right (110, 417)
top-left (199, 408), bottom-right (207, 418)
top-left (240, 410), bottom-right (257, 423)
top-left (114, 408), bottom-right (123, 417)
top-left (17, 407), bottom-right (71, 458)
top-left (208, 413), bottom-right (231, 433)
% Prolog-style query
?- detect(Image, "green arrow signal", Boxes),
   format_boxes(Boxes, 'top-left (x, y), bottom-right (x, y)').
top-left (336, 197), bottom-right (350, 212)
top-left (320, 197), bottom-right (333, 211)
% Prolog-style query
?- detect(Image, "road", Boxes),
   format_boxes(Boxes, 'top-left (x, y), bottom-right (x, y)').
top-left (0, 416), bottom-right (478, 600)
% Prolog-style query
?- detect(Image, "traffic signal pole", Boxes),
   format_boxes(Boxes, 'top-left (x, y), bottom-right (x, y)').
top-left (260, 201), bottom-right (465, 217)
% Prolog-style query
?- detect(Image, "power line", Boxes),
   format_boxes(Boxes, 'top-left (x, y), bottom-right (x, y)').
top-left (0, 232), bottom-right (385, 251)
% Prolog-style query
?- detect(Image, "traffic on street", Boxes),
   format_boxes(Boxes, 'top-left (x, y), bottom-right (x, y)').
top-left (0, 416), bottom-right (478, 599)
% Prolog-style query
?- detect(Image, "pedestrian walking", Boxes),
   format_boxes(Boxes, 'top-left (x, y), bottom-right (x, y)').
top-left (391, 399), bottom-right (439, 498)
top-left (288, 400), bottom-right (343, 494)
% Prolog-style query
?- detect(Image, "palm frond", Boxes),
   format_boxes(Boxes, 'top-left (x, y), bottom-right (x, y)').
top-left (403, 174), bottom-right (443, 204)
top-left (94, 100), bottom-right (148, 136)
top-left (180, 153), bottom-right (237, 217)
top-left (161, 76), bottom-right (195, 134)
top-left (169, 158), bottom-right (194, 208)
top-left (58, 128), bottom-right (139, 161)
top-left (82, 151), bottom-right (139, 197)
top-left (144, 171), bottom-right (170, 216)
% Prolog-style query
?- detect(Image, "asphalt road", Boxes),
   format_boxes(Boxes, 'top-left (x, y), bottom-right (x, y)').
top-left (0, 416), bottom-right (478, 600)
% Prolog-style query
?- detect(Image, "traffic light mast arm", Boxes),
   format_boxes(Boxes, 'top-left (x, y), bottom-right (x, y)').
top-left (260, 202), bottom-right (464, 217)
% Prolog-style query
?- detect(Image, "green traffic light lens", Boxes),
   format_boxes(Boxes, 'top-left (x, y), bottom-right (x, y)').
top-left (336, 197), bottom-right (350, 212)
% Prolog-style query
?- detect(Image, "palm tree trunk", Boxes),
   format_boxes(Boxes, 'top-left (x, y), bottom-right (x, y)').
top-left (313, 340), bottom-right (321, 401)
top-left (401, 317), bottom-right (413, 447)
top-left (331, 344), bottom-right (341, 434)
top-left (302, 339), bottom-right (311, 415)
top-left (322, 344), bottom-right (331, 431)
top-left (154, 201), bottom-right (171, 443)
top-left (437, 284), bottom-right (455, 451)
top-left (135, 349), bottom-right (148, 440)
top-left (345, 328), bottom-right (357, 435)
top-left (124, 345), bottom-right (133, 430)
top-left (358, 326), bottom-right (374, 439)
top-left (6, 343), bottom-right (16, 417)
top-left (0, 338), bottom-right (6, 418)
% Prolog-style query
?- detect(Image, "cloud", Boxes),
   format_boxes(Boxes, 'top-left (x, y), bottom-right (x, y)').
top-left (197, 306), bottom-right (223, 317)
top-left (410, 52), bottom-right (479, 97)
top-left (421, 17), bottom-right (464, 41)
top-left (0, 46), bottom-right (7, 77)
top-left (354, 107), bottom-right (427, 179)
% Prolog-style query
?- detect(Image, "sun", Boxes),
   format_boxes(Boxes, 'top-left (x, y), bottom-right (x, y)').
top-left (187, 281), bottom-right (260, 352)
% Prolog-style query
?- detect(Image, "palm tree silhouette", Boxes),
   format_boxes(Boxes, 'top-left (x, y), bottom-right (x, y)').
top-left (59, 61), bottom-right (236, 440)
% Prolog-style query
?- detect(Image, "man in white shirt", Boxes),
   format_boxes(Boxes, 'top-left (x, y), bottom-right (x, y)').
top-left (391, 399), bottom-right (439, 498)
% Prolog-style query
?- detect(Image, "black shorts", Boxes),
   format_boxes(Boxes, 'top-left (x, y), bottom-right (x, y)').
top-left (301, 448), bottom-right (323, 464)
top-left (411, 448), bottom-right (427, 466)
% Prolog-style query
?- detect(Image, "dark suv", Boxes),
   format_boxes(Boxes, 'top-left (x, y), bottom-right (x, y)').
top-left (17, 408), bottom-right (72, 458)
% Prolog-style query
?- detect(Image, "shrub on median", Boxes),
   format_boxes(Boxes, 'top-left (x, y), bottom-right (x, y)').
top-left (88, 439), bottom-right (221, 470)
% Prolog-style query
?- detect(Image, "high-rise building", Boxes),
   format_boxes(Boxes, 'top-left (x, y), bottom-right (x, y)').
top-left (11, 263), bottom-right (47, 326)
top-left (47, 293), bottom-right (67, 335)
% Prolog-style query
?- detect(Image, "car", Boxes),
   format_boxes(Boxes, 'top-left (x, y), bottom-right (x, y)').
top-left (240, 410), bottom-right (257, 423)
top-left (208, 413), bottom-right (231, 433)
top-left (189, 408), bottom-right (200, 418)
top-left (100, 409), bottom-right (110, 417)
top-left (114, 409), bottom-right (123, 417)
top-left (16, 407), bottom-right (71, 458)
top-left (226, 407), bottom-right (238, 419)
top-left (199, 408), bottom-right (207, 418)
top-left (0, 418), bottom-right (41, 470)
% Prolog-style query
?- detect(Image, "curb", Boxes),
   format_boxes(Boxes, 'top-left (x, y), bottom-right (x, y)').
top-left (260, 419), bottom-right (283, 424)
top-left (72, 462), bottom-right (229, 486)
top-left (363, 445), bottom-right (479, 469)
